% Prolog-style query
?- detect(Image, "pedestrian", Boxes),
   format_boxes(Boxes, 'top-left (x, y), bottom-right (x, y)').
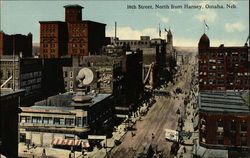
top-left (152, 133), bottom-right (155, 139)
top-left (183, 146), bottom-right (186, 153)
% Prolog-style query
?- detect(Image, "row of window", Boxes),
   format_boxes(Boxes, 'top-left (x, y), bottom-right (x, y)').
top-left (199, 80), bottom-right (249, 86)
top-left (117, 41), bottom-right (150, 45)
top-left (43, 49), bottom-right (56, 53)
top-left (20, 116), bottom-right (88, 127)
top-left (216, 120), bottom-right (247, 132)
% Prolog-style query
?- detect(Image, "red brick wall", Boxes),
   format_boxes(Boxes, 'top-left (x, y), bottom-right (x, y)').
top-left (198, 46), bottom-right (249, 91)
top-left (199, 112), bottom-right (250, 148)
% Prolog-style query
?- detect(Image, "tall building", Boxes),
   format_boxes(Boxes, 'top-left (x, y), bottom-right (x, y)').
top-left (198, 34), bottom-right (250, 91)
top-left (0, 31), bottom-right (32, 57)
top-left (39, 5), bottom-right (106, 58)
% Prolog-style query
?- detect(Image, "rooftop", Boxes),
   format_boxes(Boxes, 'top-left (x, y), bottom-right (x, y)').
top-left (199, 91), bottom-right (250, 115)
top-left (34, 92), bottom-right (111, 108)
top-left (0, 88), bottom-right (25, 97)
top-left (64, 4), bottom-right (83, 8)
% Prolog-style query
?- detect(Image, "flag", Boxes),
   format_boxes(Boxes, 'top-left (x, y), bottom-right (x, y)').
top-left (204, 20), bottom-right (209, 30)
top-left (159, 23), bottom-right (161, 37)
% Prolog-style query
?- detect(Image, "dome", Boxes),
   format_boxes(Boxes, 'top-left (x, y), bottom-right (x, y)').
top-left (198, 34), bottom-right (210, 48)
top-left (72, 95), bottom-right (92, 103)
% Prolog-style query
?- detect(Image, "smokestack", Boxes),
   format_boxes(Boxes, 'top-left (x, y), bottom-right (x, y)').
top-left (115, 22), bottom-right (117, 45)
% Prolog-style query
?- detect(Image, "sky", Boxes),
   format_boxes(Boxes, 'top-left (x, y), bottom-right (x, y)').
top-left (0, 0), bottom-right (249, 47)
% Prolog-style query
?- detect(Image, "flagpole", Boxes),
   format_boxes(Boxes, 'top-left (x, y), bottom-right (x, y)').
top-left (203, 20), bottom-right (205, 34)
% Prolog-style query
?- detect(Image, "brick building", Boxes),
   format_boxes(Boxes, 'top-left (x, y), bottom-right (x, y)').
top-left (0, 31), bottom-right (32, 57)
top-left (39, 5), bottom-right (106, 58)
top-left (195, 91), bottom-right (250, 157)
top-left (198, 34), bottom-right (250, 91)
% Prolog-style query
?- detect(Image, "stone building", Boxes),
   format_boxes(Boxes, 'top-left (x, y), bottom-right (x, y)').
top-left (19, 92), bottom-right (113, 148)
top-left (0, 56), bottom-right (71, 106)
top-left (39, 5), bottom-right (106, 58)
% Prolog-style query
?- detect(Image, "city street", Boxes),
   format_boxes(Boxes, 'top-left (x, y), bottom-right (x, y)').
top-left (110, 54), bottom-right (197, 158)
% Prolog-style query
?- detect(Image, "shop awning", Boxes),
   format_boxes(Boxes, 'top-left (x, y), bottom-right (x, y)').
top-left (51, 138), bottom-right (89, 148)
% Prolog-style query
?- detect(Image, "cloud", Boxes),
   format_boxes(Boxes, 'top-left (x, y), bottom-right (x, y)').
top-left (193, 10), bottom-right (217, 23)
top-left (211, 39), bottom-right (245, 46)
top-left (107, 27), bottom-right (159, 40)
top-left (174, 37), bottom-right (199, 47)
top-left (107, 27), bottom-right (244, 47)
top-left (225, 21), bottom-right (245, 32)
top-left (155, 13), bottom-right (169, 23)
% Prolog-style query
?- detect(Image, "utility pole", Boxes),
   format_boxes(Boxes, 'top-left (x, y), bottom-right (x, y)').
top-left (12, 36), bottom-right (15, 90)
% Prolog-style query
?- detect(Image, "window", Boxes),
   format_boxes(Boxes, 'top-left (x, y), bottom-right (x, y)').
top-left (43, 49), bottom-right (48, 53)
top-left (20, 116), bottom-right (31, 123)
top-left (217, 134), bottom-right (224, 145)
top-left (70, 81), bottom-right (73, 88)
top-left (76, 117), bottom-right (82, 127)
top-left (73, 49), bottom-right (77, 54)
top-left (32, 117), bottom-right (42, 124)
top-left (241, 136), bottom-right (247, 146)
top-left (72, 40), bottom-right (77, 48)
top-left (80, 40), bottom-right (84, 48)
top-left (65, 118), bottom-right (74, 126)
top-left (51, 40), bottom-right (55, 48)
top-left (64, 71), bottom-right (68, 78)
top-left (217, 120), bottom-right (223, 132)
top-left (43, 117), bottom-right (53, 124)
top-left (240, 122), bottom-right (247, 132)
top-left (70, 71), bottom-right (73, 78)
top-left (54, 118), bottom-right (64, 125)
top-left (50, 49), bottom-right (55, 53)
top-left (83, 117), bottom-right (88, 127)
top-left (231, 121), bottom-right (236, 131)
top-left (43, 40), bottom-right (48, 48)
top-left (230, 133), bottom-right (236, 145)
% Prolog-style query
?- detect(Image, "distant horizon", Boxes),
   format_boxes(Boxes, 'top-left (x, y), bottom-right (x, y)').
top-left (1, 1), bottom-right (249, 47)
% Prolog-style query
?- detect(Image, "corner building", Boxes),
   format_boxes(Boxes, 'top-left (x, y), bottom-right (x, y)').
top-left (39, 5), bottom-right (106, 58)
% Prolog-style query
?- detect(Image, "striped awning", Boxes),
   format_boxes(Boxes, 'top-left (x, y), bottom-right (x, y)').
top-left (51, 138), bottom-right (89, 148)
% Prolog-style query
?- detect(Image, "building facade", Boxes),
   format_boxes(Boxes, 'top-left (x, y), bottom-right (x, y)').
top-left (197, 91), bottom-right (250, 157)
top-left (198, 34), bottom-right (250, 91)
top-left (39, 5), bottom-right (106, 58)
top-left (0, 89), bottom-right (25, 158)
top-left (19, 92), bottom-right (113, 147)
top-left (0, 31), bottom-right (32, 57)
top-left (0, 56), bottom-right (71, 106)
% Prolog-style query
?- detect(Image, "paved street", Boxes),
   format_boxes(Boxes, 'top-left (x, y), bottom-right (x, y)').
top-left (18, 53), bottom-right (197, 158)
top-left (110, 54), bottom-right (197, 158)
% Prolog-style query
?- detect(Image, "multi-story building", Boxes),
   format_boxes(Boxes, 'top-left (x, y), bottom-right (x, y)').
top-left (0, 89), bottom-right (25, 158)
top-left (19, 92), bottom-right (113, 147)
top-left (195, 91), bottom-right (250, 157)
top-left (0, 56), bottom-right (71, 106)
top-left (39, 5), bottom-right (106, 58)
top-left (0, 31), bottom-right (32, 57)
top-left (198, 34), bottom-right (250, 91)
top-left (63, 56), bottom-right (123, 94)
